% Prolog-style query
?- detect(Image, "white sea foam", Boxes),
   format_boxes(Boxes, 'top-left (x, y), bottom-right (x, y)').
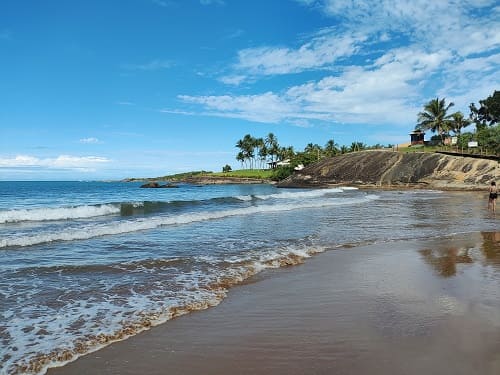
top-left (255, 187), bottom-right (344, 200)
top-left (235, 195), bottom-right (253, 201)
top-left (0, 195), bottom-right (379, 248)
top-left (1, 242), bottom-right (329, 375)
top-left (0, 242), bottom-right (332, 374)
top-left (0, 204), bottom-right (120, 223)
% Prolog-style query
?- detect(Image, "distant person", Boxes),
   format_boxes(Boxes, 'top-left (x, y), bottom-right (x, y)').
top-left (488, 181), bottom-right (497, 212)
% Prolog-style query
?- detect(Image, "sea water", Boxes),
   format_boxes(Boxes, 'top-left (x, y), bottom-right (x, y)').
top-left (0, 181), bottom-right (497, 374)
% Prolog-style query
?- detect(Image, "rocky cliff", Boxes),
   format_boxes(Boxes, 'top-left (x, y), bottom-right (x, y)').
top-left (278, 150), bottom-right (498, 190)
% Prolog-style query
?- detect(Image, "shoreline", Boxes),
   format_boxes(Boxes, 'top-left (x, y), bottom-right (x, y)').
top-left (48, 232), bottom-right (500, 375)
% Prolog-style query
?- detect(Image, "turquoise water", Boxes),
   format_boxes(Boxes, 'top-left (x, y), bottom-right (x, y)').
top-left (0, 181), bottom-right (497, 374)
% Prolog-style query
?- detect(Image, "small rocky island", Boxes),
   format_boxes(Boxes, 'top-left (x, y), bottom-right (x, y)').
top-left (140, 182), bottom-right (179, 188)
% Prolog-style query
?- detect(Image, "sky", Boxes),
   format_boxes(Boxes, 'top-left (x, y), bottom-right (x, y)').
top-left (0, 0), bottom-right (499, 180)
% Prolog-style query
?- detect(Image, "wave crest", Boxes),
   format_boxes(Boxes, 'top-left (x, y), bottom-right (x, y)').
top-left (0, 204), bottom-right (120, 223)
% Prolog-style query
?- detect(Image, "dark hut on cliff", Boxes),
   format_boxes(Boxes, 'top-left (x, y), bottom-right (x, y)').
top-left (409, 130), bottom-right (425, 145)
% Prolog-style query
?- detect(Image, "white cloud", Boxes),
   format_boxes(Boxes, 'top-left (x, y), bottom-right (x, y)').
top-left (180, 47), bottom-right (453, 126)
top-left (220, 0), bottom-right (498, 85)
top-left (181, 0), bottom-right (498, 130)
top-left (308, 0), bottom-right (500, 56)
top-left (230, 30), bottom-right (366, 78)
top-left (0, 155), bottom-right (111, 170)
top-left (218, 75), bottom-right (247, 85)
top-left (179, 92), bottom-right (299, 123)
top-left (79, 137), bottom-right (101, 144)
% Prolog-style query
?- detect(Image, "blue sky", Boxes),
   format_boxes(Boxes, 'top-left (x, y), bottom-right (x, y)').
top-left (1, 0), bottom-right (499, 180)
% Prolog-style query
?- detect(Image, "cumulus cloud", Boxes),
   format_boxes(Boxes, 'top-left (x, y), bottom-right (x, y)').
top-left (180, 47), bottom-right (454, 126)
top-left (231, 30), bottom-right (366, 76)
top-left (181, 0), bottom-right (499, 128)
top-left (0, 155), bottom-right (111, 171)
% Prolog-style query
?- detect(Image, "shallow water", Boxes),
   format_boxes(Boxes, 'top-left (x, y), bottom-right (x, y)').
top-left (0, 181), bottom-right (497, 374)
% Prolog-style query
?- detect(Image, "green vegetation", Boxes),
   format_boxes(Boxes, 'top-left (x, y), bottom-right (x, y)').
top-left (232, 132), bottom-right (393, 181)
top-left (414, 91), bottom-right (499, 155)
top-left (212, 169), bottom-right (274, 179)
top-left (130, 92), bottom-right (498, 184)
top-left (470, 90), bottom-right (500, 129)
top-left (416, 97), bottom-right (457, 144)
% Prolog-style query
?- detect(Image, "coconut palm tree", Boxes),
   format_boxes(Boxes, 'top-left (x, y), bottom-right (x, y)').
top-left (324, 139), bottom-right (339, 157)
top-left (340, 145), bottom-right (349, 154)
top-left (349, 142), bottom-right (365, 152)
top-left (416, 97), bottom-right (455, 144)
top-left (449, 112), bottom-right (471, 135)
top-left (265, 133), bottom-right (280, 164)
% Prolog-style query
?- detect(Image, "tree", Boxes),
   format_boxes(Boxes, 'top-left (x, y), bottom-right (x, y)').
top-left (448, 112), bottom-right (471, 135)
top-left (236, 151), bottom-right (245, 169)
top-left (265, 133), bottom-right (280, 164)
top-left (324, 139), bottom-right (338, 157)
top-left (349, 142), bottom-right (366, 152)
top-left (222, 164), bottom-right (232, 173)
top-left (236, 134), bottom-right (257, 169)
top-left (304, 143), bottom-right (323, 161)
top-left (416, 97), bottom-right (454, 144)
top-left (469, 90), bottom-right (500, 128)
top-left (278, 146), bottom-right (295, 161)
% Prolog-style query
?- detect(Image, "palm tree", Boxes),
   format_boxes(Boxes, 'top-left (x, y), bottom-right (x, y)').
top-left (449, 112), bottom-right (471, 135)
top-left (340, 145), bottom-right (349, 154)
top-left (278, 146), bottom-right (295, 161)
top-left (349, 142), bottom-right (365, 152)
top-left (324, 139), bottom-right (338, 157)
top-left (304, 143), bottom-right (323, 161)
top-left (416, 97), bottom-right (454, 144)
top-left (236, 151), bottom-right (245, 169)
top-left (254, 137), bottom-right (265, 169)
top-left (265, 133), bottom-right (279, 164)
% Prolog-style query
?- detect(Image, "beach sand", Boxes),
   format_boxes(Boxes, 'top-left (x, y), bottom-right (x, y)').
top-left (49, 232), bottom-right (500, 375)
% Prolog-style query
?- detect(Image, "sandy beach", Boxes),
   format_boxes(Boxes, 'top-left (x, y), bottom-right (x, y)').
top-left (48, 231), bottom-right (500, 375)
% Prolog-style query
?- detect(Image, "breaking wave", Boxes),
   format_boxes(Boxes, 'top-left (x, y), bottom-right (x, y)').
top-left (0, 194), bottom-right (379, 248)
top-left (3, 243), bottom-right (327, 375)
top-left (0, 204), bottom-right (121, 224)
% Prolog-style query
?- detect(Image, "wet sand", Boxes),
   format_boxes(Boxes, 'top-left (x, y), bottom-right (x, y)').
top-left (50, 232), bottom-right (500, 375)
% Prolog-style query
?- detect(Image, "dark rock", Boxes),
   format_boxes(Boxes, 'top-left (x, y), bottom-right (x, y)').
top-left (140, 182), bottom-right (179, 188)
top-left (140, 182), bottom-right (161, 188)
top-left (277, 150), bottom-right (497, 190)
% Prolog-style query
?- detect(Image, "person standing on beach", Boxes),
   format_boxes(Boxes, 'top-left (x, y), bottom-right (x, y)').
top-left (488, 181), bottom-right (497, 212)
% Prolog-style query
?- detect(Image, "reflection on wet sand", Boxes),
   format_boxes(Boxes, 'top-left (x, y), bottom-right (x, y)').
top-left (481, 231), bottom-right (500, 263)
top-left (49, 233), bottom-right (500, 375)
top-left (419, 232), bottom-right (500, 277)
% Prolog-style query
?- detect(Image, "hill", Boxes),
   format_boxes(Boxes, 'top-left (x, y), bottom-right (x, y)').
top-left (278, 150), bottom-right (498, 190)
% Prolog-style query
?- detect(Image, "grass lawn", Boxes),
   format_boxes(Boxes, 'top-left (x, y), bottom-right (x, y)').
top-left (211, 169), bottom-right (274, 179)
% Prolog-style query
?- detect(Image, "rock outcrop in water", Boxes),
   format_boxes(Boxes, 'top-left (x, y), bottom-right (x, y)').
top-left (278, 150), bottom-right (498, 190)
top-left (140, 182), bottom-right (179, 188)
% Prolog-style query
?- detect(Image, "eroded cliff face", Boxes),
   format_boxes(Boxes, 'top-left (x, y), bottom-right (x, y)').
top-left (278, 151), bottom-right (498, 190)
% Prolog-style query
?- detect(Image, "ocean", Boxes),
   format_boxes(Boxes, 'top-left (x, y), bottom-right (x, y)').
top-left (0, 181), bottom-right (498, 374)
